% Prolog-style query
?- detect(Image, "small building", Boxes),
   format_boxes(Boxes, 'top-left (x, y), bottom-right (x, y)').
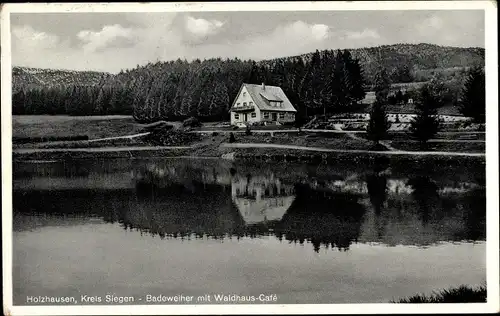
top-left (229, 83), bottom-right (297, 125)
top-left (361, 91), bottom-right (376, 105)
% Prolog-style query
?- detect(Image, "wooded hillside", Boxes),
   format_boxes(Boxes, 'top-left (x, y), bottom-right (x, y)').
top-left (12, 43), bottom-right (485, 121)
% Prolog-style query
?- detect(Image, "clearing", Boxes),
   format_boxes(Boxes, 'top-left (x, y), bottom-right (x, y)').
top-left (13, 115), bottom-right (147, 139)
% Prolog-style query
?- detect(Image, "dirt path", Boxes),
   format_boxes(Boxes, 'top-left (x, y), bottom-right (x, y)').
top-left (189, 129), bottom-right (298, 134)
top-left (343, 131), bottom-right (399, 151)
top-left (13, 146), bottom-right (191, 154)
top-left (221, 142), bottom-right (485, 157)
top-left (87, 132), bottom-right (151, 142)
top-left (426, 139), bottom-right (486, 143)
top-left (191, 128), bottom-right (485, 135)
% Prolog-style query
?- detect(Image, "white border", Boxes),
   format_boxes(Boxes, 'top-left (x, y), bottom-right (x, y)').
top-left (1, 2), bottom-right (498, 315)
top-left (0, 1), bottom-right (497, 12)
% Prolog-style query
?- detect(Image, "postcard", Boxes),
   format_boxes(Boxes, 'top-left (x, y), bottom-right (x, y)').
top-left (1, 1), bottom-right (498, 315)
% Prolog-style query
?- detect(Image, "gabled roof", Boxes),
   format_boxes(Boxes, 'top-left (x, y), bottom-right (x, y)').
top-left (259, 91), bottom-right (282, 102)
top-left (231, 83), bottom-right (297, 112)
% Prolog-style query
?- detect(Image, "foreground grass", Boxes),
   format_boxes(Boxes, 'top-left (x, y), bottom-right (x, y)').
top-left (12, 115), bottom-right (143, 139)
top-left (227, 132), bottom-right (370, 150)
top-left (390, 140), bottom-right (485, 153)
top-left (393, 285), bottom-right (486, 303)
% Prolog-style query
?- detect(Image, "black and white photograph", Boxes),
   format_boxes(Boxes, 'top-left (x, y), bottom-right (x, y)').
top-left (1, 2), bottom-right (498, 315)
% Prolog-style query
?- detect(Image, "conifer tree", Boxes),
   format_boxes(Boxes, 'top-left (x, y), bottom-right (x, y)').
top-left (366, 99), bottom-right (390, 145)
top-left (410, 84), bottom-right (441, 146)
top-left (459, 66), bottom-right (485, 123)
top-left (367, 67), bottom-right (391, 146)
top-left (343, 51), bottom-right (366, 108)
top-left (95, 88), bottom-right (106, 115)
top-left (373, 67), bottom-right (390, 103)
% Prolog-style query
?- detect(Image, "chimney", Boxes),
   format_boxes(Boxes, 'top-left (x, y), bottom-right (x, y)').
top-left (261, 82), bottom-right (265, 90)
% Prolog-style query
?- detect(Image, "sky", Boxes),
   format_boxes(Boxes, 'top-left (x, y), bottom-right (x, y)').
top-left (10, 10), bottom-right (485, 73)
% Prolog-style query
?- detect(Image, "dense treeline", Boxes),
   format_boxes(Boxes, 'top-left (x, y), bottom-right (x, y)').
top-left (12, 43), bottom-right (485, 121)
top-left (12, 85), bottom-right (134, 115)
top-left (13, 44), bottom-right (484, 92)
top-left (13, 50), bottom-right (365, 122)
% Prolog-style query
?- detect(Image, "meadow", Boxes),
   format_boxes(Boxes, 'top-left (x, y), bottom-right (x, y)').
top-left (12, 115), bottom-right (141, 140)
top-left (11, 115), bottom-right (486, 159)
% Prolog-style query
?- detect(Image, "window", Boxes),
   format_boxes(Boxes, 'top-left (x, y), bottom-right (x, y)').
top-left (243, 102), bottom-right (247, 106)
top-left (251, 112), bottom-right (256, 118)
top-left (235, 114), bottom-right (239, 120)
top-left (263, 112), bottom-right (269, 119)
top-left (237, 102), bottom-right (240, 106)
top-left (249, 102), bottom-right (253, 106)
top-left (243, 92), bottom-right (247, 96)
top-left (279, 113), bottom-right (285, 119)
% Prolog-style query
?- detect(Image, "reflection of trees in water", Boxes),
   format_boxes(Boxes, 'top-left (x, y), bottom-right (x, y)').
top-left (360, 174), bottom-right (486, 245)
top-left (367, 173), bottom-right (388, 215)
top-left (113, 175), bottom-right (368, 252)
top-left (13, 161), bottom-right (486, 251)
top-left (127, 180), bottom-right (243, 239)
top-left (458, 188), bottom-right (486, 241)
top-left (271, 183), bottom-right (367, 252)
top-left (407, 176), bottom-right (440, 225)
top-left (366, 172), bottom-right (388, 239)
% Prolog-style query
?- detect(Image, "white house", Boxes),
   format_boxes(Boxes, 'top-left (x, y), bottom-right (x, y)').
top-left (229, 83), bottom-right (297, 126)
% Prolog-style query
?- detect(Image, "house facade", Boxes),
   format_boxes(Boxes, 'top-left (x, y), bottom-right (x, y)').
top-left (229, 83), bottom-right (297, 125)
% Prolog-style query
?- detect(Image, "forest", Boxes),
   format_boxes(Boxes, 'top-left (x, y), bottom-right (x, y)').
top-left (12, 43), bottom-right (485, 122)
top-left (13, 50), bottom-right (366, 123)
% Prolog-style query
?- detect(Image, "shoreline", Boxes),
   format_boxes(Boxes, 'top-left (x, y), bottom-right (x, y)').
top-left (12, 144), bottom-right (486, 168)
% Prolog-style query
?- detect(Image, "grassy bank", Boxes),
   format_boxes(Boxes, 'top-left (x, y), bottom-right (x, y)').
top-left (12, 147), bottom-right (193, 160)
top-left (223, 132), bottom-right (370, 150)
top-left (390, 141), bottom-right (485, 153)
top-left (12, 115), bottom-right (142, 139)
top-left (393, 285), bottom-right (486, 303)
top-left (13, 143), bottom-right (486, 173)
top-left (12, 116), bottom-right (487, 158)
top-left (13, 137), bottom-right (146, 149)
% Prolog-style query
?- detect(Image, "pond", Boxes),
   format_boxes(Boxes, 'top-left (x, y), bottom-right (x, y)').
top-left (12, 158), bottom-right (486, 305)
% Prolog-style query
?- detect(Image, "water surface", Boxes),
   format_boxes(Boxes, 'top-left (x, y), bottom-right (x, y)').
top-left (13, 158), bottom-right (486, 304)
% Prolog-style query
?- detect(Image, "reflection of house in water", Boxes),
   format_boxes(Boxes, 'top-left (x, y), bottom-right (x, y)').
top-left (231, 175), bottom-right (295, 225)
